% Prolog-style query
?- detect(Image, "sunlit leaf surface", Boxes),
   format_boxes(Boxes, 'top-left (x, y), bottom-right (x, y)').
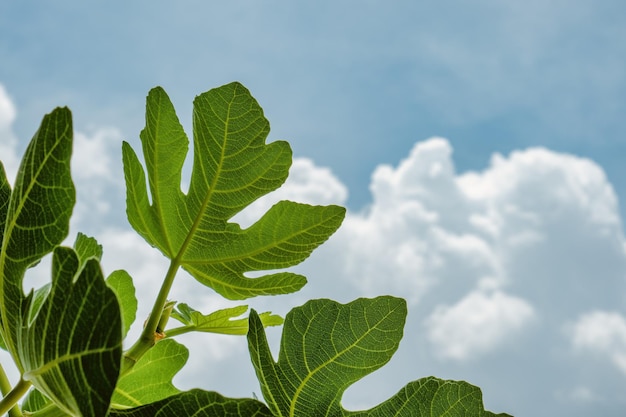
top-left (123, 83), bottom-right (345, 299)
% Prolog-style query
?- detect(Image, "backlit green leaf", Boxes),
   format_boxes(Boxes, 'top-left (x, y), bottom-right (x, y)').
top-left (122, 83), bottom-right (345, 300)
top-left (107, 270), bottom-right (138, 338)
top-left (247, 297), bottom-right (509, 416)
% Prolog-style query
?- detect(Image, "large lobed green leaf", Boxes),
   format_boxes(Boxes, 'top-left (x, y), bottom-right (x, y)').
top-left (122, 82), bottom-right (345, 300)
top-left (0, 109), bottom-right (122, 416)
top-left (247, 297), bottom-right (511, 416)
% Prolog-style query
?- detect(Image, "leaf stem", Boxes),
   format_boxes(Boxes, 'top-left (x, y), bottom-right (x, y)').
top-left (0, 378), bottom-right (30, 417)
top-left (159, 325), bottom-right (193, 338)
top-left (121, 258), bottom-right (180, 373)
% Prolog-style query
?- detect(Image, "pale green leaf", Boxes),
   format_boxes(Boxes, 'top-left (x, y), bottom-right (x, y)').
top-left (111, 339), bottom-right (186, 408)
top-left (107, 270), bottom-right (138, 338)
top-left (122, 83), bottom-right (345, 300)
top-left (247, 297), bottom-right (509, 416)
top-left (169, 303), bottom-right (282, 337)
top-left (108, 389), bottom-right (273, 417)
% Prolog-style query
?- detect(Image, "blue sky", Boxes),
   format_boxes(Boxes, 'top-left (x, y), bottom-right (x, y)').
top-left (1, 1), bottom-right (626, 416)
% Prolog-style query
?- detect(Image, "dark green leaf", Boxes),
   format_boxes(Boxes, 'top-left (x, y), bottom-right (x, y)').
top-left (349, 377), bottom-right (514, 417)
top-left (108, 389), bottom-right (273, 417)
top-left (122, 83), bottom-right (345, 300)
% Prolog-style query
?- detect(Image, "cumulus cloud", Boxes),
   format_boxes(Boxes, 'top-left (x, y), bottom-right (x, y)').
top-left (570, 311), bottom-right (626, 373)
top-left (70, 128), bottom-right (126, 230)
top-left (333, 139), bottom-right (499, 305)
top-left (314, 138), bottom-right (626, 363)
top-left (73, 129), bottom-right (122, 181)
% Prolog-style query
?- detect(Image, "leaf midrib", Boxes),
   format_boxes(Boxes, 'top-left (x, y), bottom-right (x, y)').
top-left (171, 89), bottom-right (233, 267)
top-left (151, 99), bottom-right (176, 256)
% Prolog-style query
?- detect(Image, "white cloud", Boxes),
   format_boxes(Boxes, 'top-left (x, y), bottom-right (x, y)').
top-left (458, 147), bottom-right (621, 230)
top-left (425, 289), bottom-right (535, 360)
top-left (332, 139), bottom-right (498, 304)
top-left (315, 137), bottom-right (626, 364)
top-left (70, 128), bottom-right (125, 229)
top-left (73, 129), bottom-right (121, 181)
top-left (570, 311), bottom-right (626, 374)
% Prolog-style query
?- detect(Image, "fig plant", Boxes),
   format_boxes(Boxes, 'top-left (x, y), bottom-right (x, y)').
top-left (0, 82), bottom-right (511, 416)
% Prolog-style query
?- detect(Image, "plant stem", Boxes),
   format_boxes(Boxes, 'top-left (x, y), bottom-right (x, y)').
top-left (121, 258), bottom-right (180, 374)
top-left (0, 378), bottom-right (30, 417)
